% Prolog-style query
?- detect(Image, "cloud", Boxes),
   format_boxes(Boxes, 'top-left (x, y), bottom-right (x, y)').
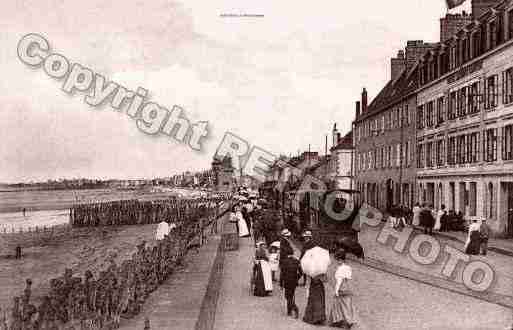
top-left (0, 0), bottom-right (458, 182)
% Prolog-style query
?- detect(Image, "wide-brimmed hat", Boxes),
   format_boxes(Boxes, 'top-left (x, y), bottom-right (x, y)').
top-left (281, 229), bottom-right (291, 237)
top-left (270, 241), bottom-right (280, 248)
top-left (302, 230), bottom-right (312, 237)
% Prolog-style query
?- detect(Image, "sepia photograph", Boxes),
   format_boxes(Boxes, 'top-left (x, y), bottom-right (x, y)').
top-left (1, 0), bottom-right (513, 329)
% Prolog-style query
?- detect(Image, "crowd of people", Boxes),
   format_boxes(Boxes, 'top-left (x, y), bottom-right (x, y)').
top-left (70, 198), bottom-right (223, 227)
top-left (1, 196), bottom-right (227, 330)
top-left (230, 189), bottom-right (358, 329)
top-left (388, 203), bottom-right (489, 255)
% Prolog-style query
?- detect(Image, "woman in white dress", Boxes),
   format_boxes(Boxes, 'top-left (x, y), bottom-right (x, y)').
top-left (412, 203), bottom-right (421, 226)
top-left (236, 206), bottom-right (250, 237)
top-left (329, 249), bottom-right (357, 329)
top-left (434, 204), bottom-right (446, 231)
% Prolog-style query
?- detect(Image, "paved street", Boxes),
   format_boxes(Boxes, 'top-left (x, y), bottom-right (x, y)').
top-left (359, 222), bottom-right (513, 301)
top-left (214, 235), bottom-right (512, 330)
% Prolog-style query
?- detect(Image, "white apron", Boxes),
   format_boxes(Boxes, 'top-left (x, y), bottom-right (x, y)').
top-left (434, 210), bottom-right (443, 231)
top-left (237, 211), bottom-right (249, 237)
top-left (259, 260), bottom-right (273, 291)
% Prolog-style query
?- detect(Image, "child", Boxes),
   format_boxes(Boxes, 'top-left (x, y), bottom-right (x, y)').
top-left (268, 242), bottom-right (280, 282)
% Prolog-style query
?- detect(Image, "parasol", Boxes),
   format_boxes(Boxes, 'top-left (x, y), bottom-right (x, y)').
top-left (300, 246), bottom-right (331, 277)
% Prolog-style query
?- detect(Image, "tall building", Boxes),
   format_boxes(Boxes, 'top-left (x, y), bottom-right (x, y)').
top-left (416, 0), bottom-right (513, 237)
top-left (330, 130), bottom-right (354, 190)
top-left (212, 156), bottom-right (234, 192)
top-left (353, 71), bottom-right (419, 210)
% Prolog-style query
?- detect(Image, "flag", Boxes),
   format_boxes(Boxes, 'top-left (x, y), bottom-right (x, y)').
top-left (446, 0), bottom-right (466, 9)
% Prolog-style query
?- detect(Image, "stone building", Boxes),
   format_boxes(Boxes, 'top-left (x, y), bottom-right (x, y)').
top-left (416, 0), bottom-right (513, 237)
top-left (353, 64), bottom-right (419, 211)
top-left (330, 130), bottom-right (354, 190)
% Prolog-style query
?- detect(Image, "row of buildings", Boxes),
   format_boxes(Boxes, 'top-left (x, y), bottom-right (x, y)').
top-left (354, 0), bottom-right (513, 237)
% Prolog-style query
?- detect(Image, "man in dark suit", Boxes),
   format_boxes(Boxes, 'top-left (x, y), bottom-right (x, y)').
top-left (280, 250), bottom-right (302, 318)
top-left (279, 229), bottom-right (294, 267)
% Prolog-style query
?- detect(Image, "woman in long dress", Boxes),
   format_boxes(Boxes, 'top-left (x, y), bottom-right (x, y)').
top-left (412, 203), bottom-right (421, 226)
top-left (252, 242), bottom-right (273, 296)
top-left (236, 206), bottom-right (250, 237)
top-left (434, 205), bottom-right (446, 231)
top-left (329, 249), bottom-right (357, 329)
top-left (303, 274), bottom-right (326, 325)
top-left (465, 219), bottom-right (481, 255)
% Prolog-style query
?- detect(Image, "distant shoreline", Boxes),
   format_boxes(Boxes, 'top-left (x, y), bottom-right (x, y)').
top-left (0, 187), bottom-right (211, 214)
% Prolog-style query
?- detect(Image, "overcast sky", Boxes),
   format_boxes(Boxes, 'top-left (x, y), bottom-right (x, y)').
top-left (0, 0), bottom-right (471, 183)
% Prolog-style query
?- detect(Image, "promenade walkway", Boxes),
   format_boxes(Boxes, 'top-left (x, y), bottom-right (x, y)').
top-left (213, 233), bottom-right (512, 330)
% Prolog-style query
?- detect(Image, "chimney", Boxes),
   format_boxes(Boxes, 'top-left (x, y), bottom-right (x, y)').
top-left (361, 88), bottom-right (368, 114)
top-left (472, 0), bottom-right (502, 19)
top-left (355, 101), bottom-right (361, 118)
top-left (405, 40), bottom-right (435, 70)
top-left (391, 50), bottom-right (406, 81)
top-left (440, 13), bottom-right (472, 43)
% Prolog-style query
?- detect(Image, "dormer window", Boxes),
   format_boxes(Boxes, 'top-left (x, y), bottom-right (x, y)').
top-left (489, 20), bottom-right (497, 49)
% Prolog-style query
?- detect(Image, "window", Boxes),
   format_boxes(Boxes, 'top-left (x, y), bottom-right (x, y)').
top-left (509, 9), bottom-right (513, 40)
top-left (447, 136), bottom-right (456, 165)
top-left (456, 135), bottom-right (466, 164)
top-left (417, 143), bottom-right (424, 168)
top-left (388, 145), bottom-right (392, 167)
top-left (458, 88), bottom-right (467, 117)
top-left (467, 132), bottom-right (480, 163)
top-left (426, 142), bottom-right (433, 167)
top-left (436, 97), bottom-right (444, 125)
top-left (472, 31), bottom-right (481, 58)
top-left (462, 37), bottom-right (470, 63)
top-left (426, 101), bottom-right (434, 127)
top-left (489, 20), bottom-right (498, 49)
top-left (502, 124), bottom-right (513, 161)
top-left (381, 115), bottom-right (385, 134)
top-left (468, 82), bottom-right (480, 114)
top-left (485, 75), bottom-right (499, 109)
top-left (417, 105), bottom-right (424, 129)
top-left (502, 67), bottom-right (513, 104)
top-left (488, 182), bottom-right (495, 219)
top-left (448, 91), bottom-right (457, 120)
top-left (403, 104), bottom-right (409, 126)
top-left (396, 144), bottom-right (401, 167)
top-left (450, 45), bottom-right (457, 70)
top-left (404, 141), bottom-right (409, 166)
top-left (436, 139), bottom-right (445, 166)
top-left (483, 128), bottom-right (498, 162)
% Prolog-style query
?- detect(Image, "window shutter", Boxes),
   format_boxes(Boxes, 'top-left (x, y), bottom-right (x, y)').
top-left (484, 78), bottom-right (489, 109)
top-left (503, 71), bottom-right (507, 104)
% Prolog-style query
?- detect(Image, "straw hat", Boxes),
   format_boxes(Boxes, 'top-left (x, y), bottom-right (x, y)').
top-left (302, 230), bottom-right (312, 238)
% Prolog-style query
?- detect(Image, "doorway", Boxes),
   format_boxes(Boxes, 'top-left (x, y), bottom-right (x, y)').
top-left (386, 179), bottom-right (394, 211)
top-left (507, 183), bottom-right (513, 238)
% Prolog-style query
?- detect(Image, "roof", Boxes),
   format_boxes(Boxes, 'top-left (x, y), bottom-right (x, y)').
top-left (331, 131), bottom-right (353, 151)
top-left (305, 155), bottom-right (330, 173)
top-left (355, 63), bottom-right (419, 123)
